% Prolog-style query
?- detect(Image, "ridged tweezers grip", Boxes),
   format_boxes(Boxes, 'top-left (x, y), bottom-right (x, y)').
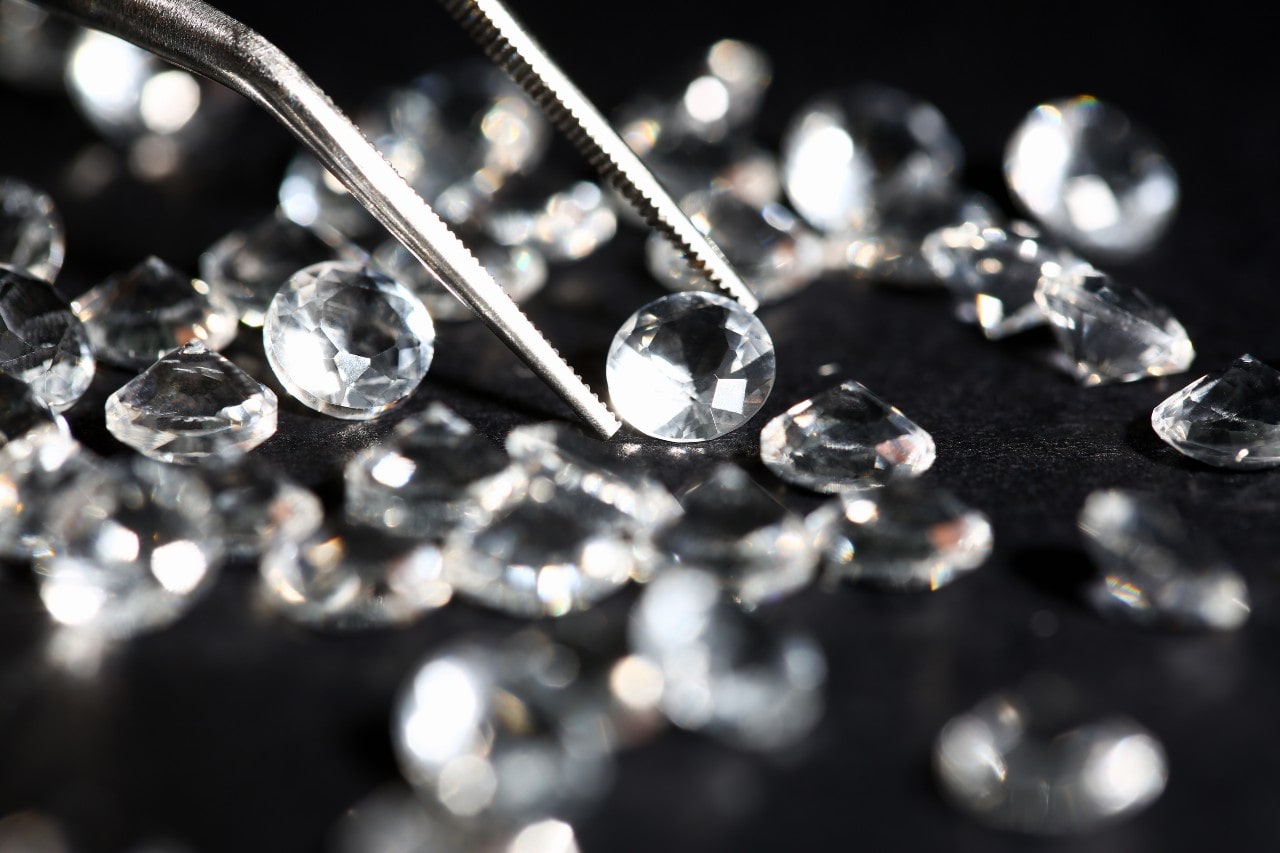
top-left (440, 0), bottom-right (760, 314)
top-left (34, 0), bottom-right (622, 437)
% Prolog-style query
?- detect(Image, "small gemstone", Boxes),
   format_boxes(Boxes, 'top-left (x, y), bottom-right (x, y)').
top-left (808, 480), bottom-right (992, 591)
top-left (759, 381), bottom-right (935, 493)
top-left (486, 181), bottom-right (617, 262)
top-left (0, 177), bottom-right (64, 282)
top-left (1079, 489), bottom-right (1249, 630)
top-left (0, 372), bottom-right (66, 445)
top-left (199, 455), bottom-right (323, 559)
top-left (1150, 354), bottom-right (1280, 469)
top-left (263, 260), bottom-right (435, 420)
top-left (782, 84), bottom-right (964, 232)
top-left (345, 404), bottom-right (510, 538)
top-left (1005, 96), bottom-right (1178, 257)
top-left (34, 457), bottom-right (223, 637)
top-left (105, 340), bottom-right (278, 464)
top-left (0, 266), bottom-right (94, 412)
top-left (443, 468), bottom-right (639, 618)
top-left (606, 291), bottom-right (775, 442)
top-left (629, 570), bottom-right (826, 750)
top-left (924, 221), bottom-right (1078, 339)
top-left (0, 423), bottom-right (97, 560)
top-left (934, 679), bottom-right (1168, 834)
top-left (72, 256), bottom-right (239, 369)
top-left (393, 634), bottom-right (613, 823)
top-left (505, 421), bottom-right (682, 529)
top-left (261, 520), bottom-right (450, 631)
top-left (200, 211), bottom-right (367, 328)
top-left (646, 190), bottom-right (823, 304)
top-left (1035, 267), bottom-right (1194, 385)
top-left (372, 233), bottom-right (546, 323)
top-left (649, 464), bottom-right (818, 607)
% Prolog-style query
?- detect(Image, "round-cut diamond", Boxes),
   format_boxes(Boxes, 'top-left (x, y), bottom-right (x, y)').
top-left (606, 291), bottom-right (775, 442)
top-left (199, 455), bottom-right (322, 559)
top-left (0, 423), bottom-right (98, 560)
top-left (1005, 96), bottom-right (1178, 257)
top-left (0, 177), bottom-right (64, 282)
top-left (263, 260), bottom-right (435, 419)
top-left (34, 457), bottom-right (224, 638)
top-left (105, 340), bottom-right (278, 464)
top-left (1151, 354), bottom-right (1280, 469)
top-left (0, 266), bottom-right (94, 412)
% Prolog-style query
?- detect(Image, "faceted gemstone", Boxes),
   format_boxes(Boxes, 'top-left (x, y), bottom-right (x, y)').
top-left (650, 464), bottom-right (818, 607)
top-left (261, 520), bottom-right (450, 631)
top-left (1005, 96), bottom-right (1178, 257)
top-left (34, 457), bottom-right (223, 638)
top-left (0, 372), bottom-right (65, 445)
top-left (0, 424), bottom-right (97, 560)
top-left (198, 455), bottom-right (322, 559)
top-left (1035, 267), bottom-right (1194, 385)
top-left (1150, 354), bottom-right (1280, 469)
top-left (782, 84), bottom-right (964, 232)
top-left (505, 421), bottom-right (682, 529)
top-left (606, 291), bottom-right (775, 442)
top-left (807, 480), bottom-right (992, 591)
top-left (0, 267), bottom-right (94, 412)
top-left (200, 211), bottom-right (367, 328)
top-left (924, 221), bottom-right (1078, 339)
top-left (372, 233), bottom-right (546, 323)
top-left (0, 177), bottom-right (64, 282)
top-left (646, 190), bottom-right (823, 304)
top-left (263, 261), bottom-right (435, 419)
top-left (345, 404), bottom-right (510, 538)
top-left (105, 341), bottom-right (277, 464)
top-left (72, 256), bottom-right (238, 369)
top-left (759, 381), bottom-right (935, 493)
top-left (934, 680), bottom-right (1168, 834)
top-left (1078, 489), bottom-right (1249, 630)
top-left (0, 0), bottom-right (75, 91)
top-left (486, 181), bottom-right (617, 262)
top-left (629, 570), bottom-right (826, 750)
top-left (393, 634), bottom-right (613, 824)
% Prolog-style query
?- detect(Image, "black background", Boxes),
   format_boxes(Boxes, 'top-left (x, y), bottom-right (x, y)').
top-left (1, 1), bottom-right (1278, 851)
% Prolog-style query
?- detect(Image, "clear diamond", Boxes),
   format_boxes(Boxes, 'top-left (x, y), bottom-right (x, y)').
top-left (261, 520), bottom-right (450, 631)
top-left (830, 184), bottom-right (999, 284)
top-left (72, 256), bottom-right (239, 369)
top-left (646, 190), bottom-right (823, 304)
top-left (1005, 96), bottom-right (1178, 257)
top-left (0, 266), bottom-right (94, 412)
top-left (34, 457), bottom-right (223, 637)
top-left (200, 211), bottom-right (367, 328)
top-left (372, 233), bottom-right (546, 323)
top-left (606, 291), bottom-right (775, 442)
top-left (1035, 267), bottom-right (1194, 385)
top-left (0, 422), bottom-right (97, 560)
top-left (0, 177), bottom-right (64, 282)
top-left (393, 634), bottom-right (613, 824)
top-left (935, 679), bottom-right (1168, 834)
top-left (263, 260), bottom-right (435, 419)
top-left (443, 467), bottom-right (639, 618)
top-left (486, 181), bottom-right (617, 262)
top-left (650, 464), bottom-right (817, 607)
top-left (345, 404), bottom-right (510, 538)
top-left (1150, 354), bottom-right (1280, 469)
top-left (782, 84), bottom-right (964, 232)
top-left (0, 0), bottom-right (74, 91)
top-left (0, 372), bottom-right (66, 445)
top-left (1079, 489), bottom-right (1249, 630)
top-left (629, 570), bottom-right (825, 750)
top-left (808, 480), bottom-right (992, 590)
top-left (759, 380), bottom-right (935, 493)
top-left (505, 421), bottom-right (682, 529)
top-left (198, 455), bottom-right (322, 559)
top-left (924, 221), bottom-right (1078, 338)
top-left (105, 340), bottom-right (277, 463)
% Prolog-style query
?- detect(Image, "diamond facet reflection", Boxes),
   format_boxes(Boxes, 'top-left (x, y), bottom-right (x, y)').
top-left (607, 292), bottom-right (775, 442)
top-left (1036, 267), bottom-right (1193, 385)
top-left (1150, 354), bottom-right (1280, 469)
top-left (0, 177), bottom-right (64, 282)
top-left (1079, 489), bottom-right (1249, 630)
top-left (263, 261), bottom-right (435, 419)
top-left (1005, 96), bottom-right (1178, 257)
top-left (0, 266), bottom-right (94, 412)
top-left (760, 381), bottom-right (935, 493)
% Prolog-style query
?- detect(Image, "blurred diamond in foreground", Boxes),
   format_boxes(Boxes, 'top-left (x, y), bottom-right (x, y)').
top-left (0, 423), bottom-right (96, 560)
top-left (1150, 354), bottom-right (1280, 470)
top-left (200, 456), bottom-right (322, 559)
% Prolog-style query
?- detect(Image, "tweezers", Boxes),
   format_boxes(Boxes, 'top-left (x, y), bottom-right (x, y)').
top-left (34, 0), bottom-right (758, 439)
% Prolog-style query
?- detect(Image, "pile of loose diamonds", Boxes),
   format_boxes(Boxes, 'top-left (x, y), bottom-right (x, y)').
top-left (0, 2), bottom-right (1272, 847)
